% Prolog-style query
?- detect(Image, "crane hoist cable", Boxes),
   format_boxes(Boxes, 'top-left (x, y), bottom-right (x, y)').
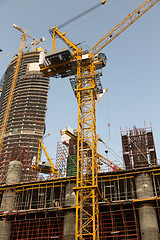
top-left (44, 88), bottom-right (107, 139)
top-left (0, 49), bottom-right (19, 60)
top-left (58, 1), bottom-right (106, 29)
top-left (49, 1), bottom-right (107, 35)
top-left (66, 0), bottom-right (121, 33)
top-left (98, 137), bottom-right (123, 166)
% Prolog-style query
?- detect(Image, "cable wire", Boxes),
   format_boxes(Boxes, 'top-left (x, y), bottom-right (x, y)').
top-left (58, 2), bottom-right (102, 29)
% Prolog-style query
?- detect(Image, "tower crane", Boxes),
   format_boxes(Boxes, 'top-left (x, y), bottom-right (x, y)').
top-left (39, 0), bottom-right (160, 239)
top-left (32, 139), bottom-right (60, 176)
top-left (25, 37), bottom-right (46, 52)
top-left (0, 24), bottom-right (45, 155)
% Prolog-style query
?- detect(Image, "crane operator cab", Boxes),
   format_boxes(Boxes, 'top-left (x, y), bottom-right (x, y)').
top-left (39, 49), bottom-right (107, 78)
top-left (93, 52), bottom-right (107, 70)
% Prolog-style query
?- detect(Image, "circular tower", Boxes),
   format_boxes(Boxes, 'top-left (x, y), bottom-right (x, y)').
top-left (0, 51), bottom-right (50, 183)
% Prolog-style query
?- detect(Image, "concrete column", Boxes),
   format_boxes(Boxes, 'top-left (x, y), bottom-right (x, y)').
top-left (1, 160), bottom-right (22, 211)
top-left (0, 160), bottom-right (22, 240)
top-left (135, 173), bottom-right (159, 240)
top-left (63, 182), bottom-right (76, 240)
top-left (0, 221), bottom-right (11, 240)
top-left (5, 160), bottom-right (22, 185)
top-left (64, 211), bottom-right (76, 240)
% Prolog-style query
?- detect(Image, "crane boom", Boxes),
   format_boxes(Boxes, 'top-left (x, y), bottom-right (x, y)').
top-left (32, 139), bottom-right (60, 176)
top-left (89, 0), bottom-right (160, 56)
top-left (13, 24), bottom-right (38, 42)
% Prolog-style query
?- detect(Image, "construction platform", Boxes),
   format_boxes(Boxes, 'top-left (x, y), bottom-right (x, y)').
top-left (0, 165), bottom-right (160, 239)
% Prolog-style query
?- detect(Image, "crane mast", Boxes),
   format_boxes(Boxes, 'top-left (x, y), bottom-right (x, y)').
top-left (39, 0), bottom-right (160, 239)
top-left (0, 32), bottom-right (26, 154)
top-left (75, 58), bottom-right (99, 239)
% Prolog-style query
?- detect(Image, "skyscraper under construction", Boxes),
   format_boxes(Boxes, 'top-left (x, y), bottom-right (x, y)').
top-left (0, 0), bottom-right (160, 237)
top-left (0, 51), bottom-right (50, 183)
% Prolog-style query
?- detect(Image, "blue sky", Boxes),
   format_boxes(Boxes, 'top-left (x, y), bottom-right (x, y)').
top-left (0, 0), bottom-right (160, 167)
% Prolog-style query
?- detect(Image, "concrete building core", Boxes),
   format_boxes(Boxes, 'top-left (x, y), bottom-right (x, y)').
top-left (0, 51), bottom-right (50, 183)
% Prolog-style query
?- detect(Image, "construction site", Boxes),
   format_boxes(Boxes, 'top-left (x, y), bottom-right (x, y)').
top-left (0, 0), bottom-right (160, 239)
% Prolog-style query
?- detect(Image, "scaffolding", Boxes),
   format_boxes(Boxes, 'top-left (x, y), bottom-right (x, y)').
top-left (1, 164), bottom-right (160, 207)
top-left (11, 212), bottom-right (64, 240)
top-left (0, 144), bottom-right (39, 184)
top-left (55, 137), bottom-right (122, 179)
top-left (55, 141), bottom-right (69, 177)
top-left (0, 52), bottom-right (50, 183)
top-left (121, 126), bottom-right (157, 170)
top-left (99, 202), bottom-right (140, 239)
top-left (1, 166), bottom-right (160, 239)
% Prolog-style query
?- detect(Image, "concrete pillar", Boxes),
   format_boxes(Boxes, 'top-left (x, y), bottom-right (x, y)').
top-left (1, 160), bottom-right (22, 211)
top-left (0, 160), bottom-right (22, 240)
top-left (64, 182), bottom-right (76, 207)
top-left (135, 173), bottom-right (159, 240)
top-left (0, 221), bottom-right (11, 240)
top-left (64, 212), bottom-right (76, 240)
top-left (63, 182), bottom-right (76, 240)
top-left (0, 190), bottom-right (17, 212)
top-left (5, 160), bottom-right (22, 185)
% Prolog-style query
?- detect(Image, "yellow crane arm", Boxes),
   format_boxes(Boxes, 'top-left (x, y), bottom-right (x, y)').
top-left (97, 153), bottom-right (122, 170)
top-left (50, 27), bottom-right (82, 55)
top-left (13, 24), bottom-right (37, 42)
top-left (89, 0), bottom-right (160, 56)
top-left (38, 139), bottom-right (60, 176)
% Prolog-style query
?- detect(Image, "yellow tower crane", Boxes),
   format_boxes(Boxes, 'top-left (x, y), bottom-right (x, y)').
top-left (40, 0), bottom-right (160, 239)
top-left (32, 139), bottom-right (60, 176)
top-left (0, 24), bottom-right (45, 154)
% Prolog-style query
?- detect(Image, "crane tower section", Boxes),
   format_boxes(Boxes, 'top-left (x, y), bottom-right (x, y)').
top-left (74, 56), bottom-right (100, 239)
top-left (40, 48), bottom-right (103, 239)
